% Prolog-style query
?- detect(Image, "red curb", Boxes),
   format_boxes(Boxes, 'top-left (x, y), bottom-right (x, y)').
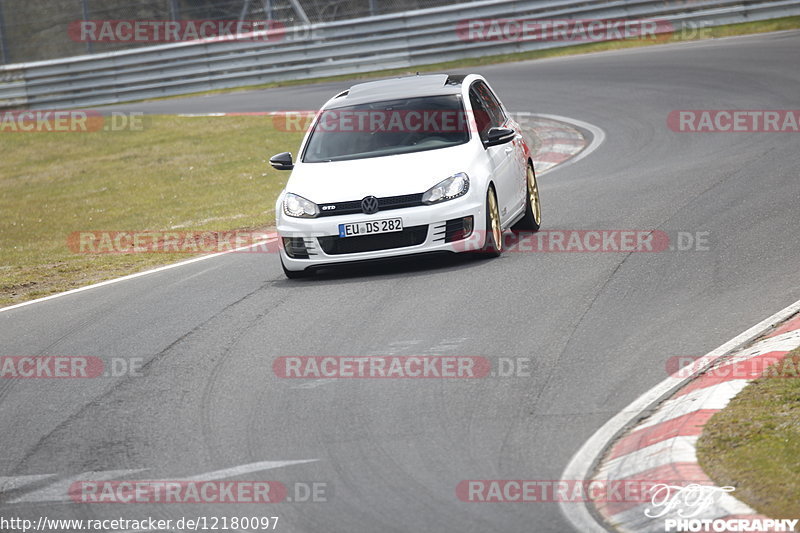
top-left (607, 410), bottom-right (718, 461)
top-left (767, 315), bottom-right (800, 338)
top-left (591, 310), bottom-right (800, 529)
top-left (674, 351), bottom-right (790, 398)
top-left (535, 151), bottom-right (573, 163)
top-left (595, 462), bottom-right (713, 516)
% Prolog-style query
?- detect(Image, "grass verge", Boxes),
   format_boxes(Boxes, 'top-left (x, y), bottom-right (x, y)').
top-left (696, 345), bottom-right (800, 518)
top-left (0, 115), bottom-right (303, 306)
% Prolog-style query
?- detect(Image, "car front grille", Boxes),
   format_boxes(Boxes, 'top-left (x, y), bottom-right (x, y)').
top-left (317, 225), bottom-right (429, 255)
top-left (318, 193), bottom-right (425, 217)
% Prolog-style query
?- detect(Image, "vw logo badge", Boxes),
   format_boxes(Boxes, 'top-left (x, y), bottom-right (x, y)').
top-left (361, 196), bottom-right (379, 215)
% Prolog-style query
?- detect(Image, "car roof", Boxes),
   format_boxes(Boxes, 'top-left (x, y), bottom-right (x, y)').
top-left (324, 74), bottom-right (469, 109)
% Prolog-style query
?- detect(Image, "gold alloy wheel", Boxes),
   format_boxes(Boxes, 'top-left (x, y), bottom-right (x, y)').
top-left (528, 165), bottom-right (541, 226)
top-left (488, 189), bottom-right (502, 251)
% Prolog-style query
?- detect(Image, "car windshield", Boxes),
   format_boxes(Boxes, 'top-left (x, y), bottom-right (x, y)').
top-left (301, 95), bottom-right (470, 162)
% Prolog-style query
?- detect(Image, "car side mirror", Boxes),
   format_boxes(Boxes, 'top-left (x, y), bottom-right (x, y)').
top-left (270, 152), bottom-right (294, 170)
top-left (483, 127), bottom-right (516, 147)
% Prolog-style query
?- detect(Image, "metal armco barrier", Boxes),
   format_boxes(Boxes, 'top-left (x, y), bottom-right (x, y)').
top-left (1, 0), bottom-right (799, 110)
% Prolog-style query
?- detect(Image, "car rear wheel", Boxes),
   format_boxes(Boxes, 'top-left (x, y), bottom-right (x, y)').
top-left (481, 186), bottom-right (503, 257)
top-left (512, 163), bottom-right (541, 232)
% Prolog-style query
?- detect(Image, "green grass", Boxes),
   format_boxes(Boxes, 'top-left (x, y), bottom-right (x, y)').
top-left (0, 115), bottom-right (303, 306)
top-left (696, 345), bottom-right (800, 518)
top-left (128, 16), bottom-right (800, 102)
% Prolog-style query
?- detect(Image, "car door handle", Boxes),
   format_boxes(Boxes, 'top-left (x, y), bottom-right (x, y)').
top-left (504, 146), bottom-right (514, 154)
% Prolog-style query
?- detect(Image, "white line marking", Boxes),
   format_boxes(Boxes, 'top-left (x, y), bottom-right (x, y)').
top-left (9, 469), bottom-right (145, 503)
top-left (4, 460), bottom-right (317, 504)
top-left (594, 435), bottom-right (699, 481)
top-left (0, 474), bottom-right (56, 492)
top-left (633, 380), bottom-right (748, 431)
top-left (290, 378), bottom-right (338, 389)
top-left (0, 237), bottom-right (278, 314)
top-left (182, 459), bottom-right (318, 481)
top-left (559, 297), bottom-right (800, 533)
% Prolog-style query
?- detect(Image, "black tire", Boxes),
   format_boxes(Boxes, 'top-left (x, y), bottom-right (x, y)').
top-left (281, 256), bottom-right (312, 279)
top-left (481, 186), bottom-right (503, 258)
top-left (512, 163), bottom-right (542, 232)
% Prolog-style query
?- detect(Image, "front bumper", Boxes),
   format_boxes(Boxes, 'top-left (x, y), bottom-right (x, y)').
top-left (277, 197), bottom-right (486, 272)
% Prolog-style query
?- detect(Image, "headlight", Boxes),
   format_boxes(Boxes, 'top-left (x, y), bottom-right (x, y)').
top-left (283, 193), bottom-right (319, 218)
top-left (422, 172), bottom-right (470, 205)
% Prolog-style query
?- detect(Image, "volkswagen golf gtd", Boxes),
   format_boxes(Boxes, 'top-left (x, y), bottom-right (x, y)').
top-left (270, 73), bottom-right (542, 278)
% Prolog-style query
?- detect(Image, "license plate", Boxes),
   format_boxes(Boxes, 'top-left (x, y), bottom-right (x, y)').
top-left (339, 218), bottom-right (403, 238)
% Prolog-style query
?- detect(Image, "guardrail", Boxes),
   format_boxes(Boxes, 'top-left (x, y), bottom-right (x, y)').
top-left (1, 0), bottom-right (799, 110)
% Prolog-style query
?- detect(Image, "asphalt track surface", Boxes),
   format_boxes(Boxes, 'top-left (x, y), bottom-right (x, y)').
top-left (2, 31), bottom-right (800, 532)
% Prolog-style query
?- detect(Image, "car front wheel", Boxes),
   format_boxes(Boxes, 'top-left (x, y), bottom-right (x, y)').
top-left (482, 186), bottom-right (503, 257)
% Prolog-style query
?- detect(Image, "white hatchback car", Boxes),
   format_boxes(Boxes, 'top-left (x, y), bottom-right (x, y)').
top-left (271, 73), bottom-right (541, 278)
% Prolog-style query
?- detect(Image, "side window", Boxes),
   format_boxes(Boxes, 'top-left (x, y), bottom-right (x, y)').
top-left (469, 87), bottom-right (492, 142)
top-left (474, 81), bottom-right (506, 128)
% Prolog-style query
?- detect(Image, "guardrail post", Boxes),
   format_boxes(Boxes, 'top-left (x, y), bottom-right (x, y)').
top-left (169, 0), bottom-right (181, 20)
top-left (80, 0), bottom-right (93, 54)
top-left (239, 0), bottom-right (252, 23)
top-left (288, 0), bottom-right (310, 25)
top-left (0, 0), bottom-right (8, 64)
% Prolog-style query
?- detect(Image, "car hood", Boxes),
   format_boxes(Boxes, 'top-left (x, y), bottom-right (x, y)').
top-left (285, 143), bottom-right (477, 203)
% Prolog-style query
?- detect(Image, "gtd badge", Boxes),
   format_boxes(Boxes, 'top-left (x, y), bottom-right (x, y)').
top-left (322, 205), bottom-right (336, 211)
